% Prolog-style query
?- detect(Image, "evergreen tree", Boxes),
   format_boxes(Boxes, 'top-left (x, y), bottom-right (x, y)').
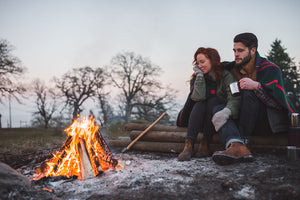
top-left (266, 39), bottom-right (300, 111)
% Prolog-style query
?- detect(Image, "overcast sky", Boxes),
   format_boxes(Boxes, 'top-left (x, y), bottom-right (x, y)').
top-left (1, 0), bottom-right (300, 127)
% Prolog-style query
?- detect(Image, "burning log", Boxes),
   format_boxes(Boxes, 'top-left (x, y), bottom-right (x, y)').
top-left (36, 136), bottom-right (73, 175)
top-left (94, 130), bottom-right (118, 169)
top-left (88, 143), bottom-right (102, 174)
top-left (78, 139), bottom-right (94, 179)
top-left (53, 151), bottom-right (67, 173)
top-left (60, 135), bottom-right (73, 150)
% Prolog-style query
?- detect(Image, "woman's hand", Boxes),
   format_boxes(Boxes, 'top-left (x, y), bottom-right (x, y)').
top-left (212, 108), bottom-right (231, 132)
top-left (193, 65), bottom-right (203, 77)
top-left (239, 78), bottom-right (259, 90)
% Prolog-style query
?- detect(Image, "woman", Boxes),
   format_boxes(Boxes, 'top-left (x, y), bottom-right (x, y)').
top-left (177, 47), bottom-right (241, 161)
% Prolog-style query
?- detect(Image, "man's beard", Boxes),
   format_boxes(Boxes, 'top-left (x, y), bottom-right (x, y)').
top-left (235, 51), bottom-right (252, 67)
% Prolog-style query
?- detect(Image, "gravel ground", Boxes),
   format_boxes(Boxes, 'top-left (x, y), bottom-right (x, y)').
top-left (4, 148), bottom-right (300, 200)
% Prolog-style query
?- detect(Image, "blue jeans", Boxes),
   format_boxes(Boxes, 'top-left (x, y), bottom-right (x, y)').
top-left (186, 96), bottom-right (221, 143)
top-left (213, 105), bottom-right (244, 148)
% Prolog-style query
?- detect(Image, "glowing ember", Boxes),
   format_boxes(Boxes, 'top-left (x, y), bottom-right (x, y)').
top-left (42, 187), bottom-right (53, 192)
top-left (34, 116), bottom-right (122, 180)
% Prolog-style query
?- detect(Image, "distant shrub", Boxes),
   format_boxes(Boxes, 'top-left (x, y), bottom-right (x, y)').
top-left (105, 120), bottom-right (128, 139)
top-left (130, 119), bottom-right (150, 124)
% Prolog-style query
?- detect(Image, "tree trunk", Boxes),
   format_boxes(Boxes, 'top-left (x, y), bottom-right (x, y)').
top-left (44, 120), bottom-right (49, 129)
top-left (73, 106), bottom-right (79, 121)
top-left (124, 104), bottom-right (132, 124)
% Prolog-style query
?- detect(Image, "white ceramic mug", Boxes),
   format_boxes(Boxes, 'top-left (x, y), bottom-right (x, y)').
top-left (229, 82), bottom-right (240, 96)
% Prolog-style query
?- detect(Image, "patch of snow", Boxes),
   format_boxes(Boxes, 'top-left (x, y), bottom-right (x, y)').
top-left (234, 185), bottom-right (255, 200)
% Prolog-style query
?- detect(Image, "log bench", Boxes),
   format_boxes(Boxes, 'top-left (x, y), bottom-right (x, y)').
top-left (109, 123), bottom-right (300, 155)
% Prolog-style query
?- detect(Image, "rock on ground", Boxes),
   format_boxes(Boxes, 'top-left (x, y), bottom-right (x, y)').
top-left (0, 162), bottom-right (31, 199)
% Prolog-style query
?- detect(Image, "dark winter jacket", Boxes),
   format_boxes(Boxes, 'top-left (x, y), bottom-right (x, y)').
top-left (226, 52), bottom-right (294, 133)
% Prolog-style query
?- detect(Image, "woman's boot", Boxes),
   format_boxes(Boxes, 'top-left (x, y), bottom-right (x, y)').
top-left (195, 140), bottom-right (210, 157)
top-left (178, 139), bottom-right (194, 161)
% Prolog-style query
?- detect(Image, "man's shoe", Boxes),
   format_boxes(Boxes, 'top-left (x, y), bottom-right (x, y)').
top-left (212, 142), bottom-right (254, 165)
top-left (178, 139), bottom-right (194, 161)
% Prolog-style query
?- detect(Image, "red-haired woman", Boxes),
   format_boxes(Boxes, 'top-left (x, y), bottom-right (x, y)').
top-left (177, 47), bottom-right (245, 161)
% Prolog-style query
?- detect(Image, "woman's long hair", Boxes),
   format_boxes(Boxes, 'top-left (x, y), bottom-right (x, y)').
top-left (192, 47), bottom-right (224, 82)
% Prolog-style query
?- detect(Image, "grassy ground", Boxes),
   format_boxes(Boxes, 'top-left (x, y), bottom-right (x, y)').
top-left (0, 124), bottom-right (129, 169)
top-left (0, 128), bottom-right (67, 155)
top-left (0, 122), bottom-right (129, 156)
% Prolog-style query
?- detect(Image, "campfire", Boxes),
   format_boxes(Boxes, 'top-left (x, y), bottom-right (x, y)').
top-left (33, 116), bottom-right (122, 181)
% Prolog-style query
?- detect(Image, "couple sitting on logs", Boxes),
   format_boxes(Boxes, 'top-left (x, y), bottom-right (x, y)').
top-left (176, 32), bottom-right (295, 165)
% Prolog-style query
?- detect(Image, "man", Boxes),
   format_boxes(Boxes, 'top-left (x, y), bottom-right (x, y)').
top-left (212, 32), bottom-right (295, 165)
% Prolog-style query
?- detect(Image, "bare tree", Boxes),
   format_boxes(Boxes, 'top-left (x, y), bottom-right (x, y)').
top-left (97, 89), bottom-right (114, 126)
top-left (0, 39), bottom-right (26, 103)
top-left (133, 85), bottom-right (178, 125)
top-left (108, 51), bottom-right (177, 123)
top-left (31, 79), bottom-right (59, 128)
top-left (55, 66), bottom-right (105, 120)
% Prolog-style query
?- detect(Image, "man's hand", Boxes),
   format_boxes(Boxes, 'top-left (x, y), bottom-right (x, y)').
top-left (239, 78), bottom-right (259, 90)
top-left (212, 108), bottom-right (231, 132)
top-left (193, 65), bottom-right (203, 77)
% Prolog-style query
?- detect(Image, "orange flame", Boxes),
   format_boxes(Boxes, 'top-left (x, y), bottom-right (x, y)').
top-left (34, 116), bottom-right (121, 180)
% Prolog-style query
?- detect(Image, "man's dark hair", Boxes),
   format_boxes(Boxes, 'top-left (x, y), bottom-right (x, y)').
top-left (234, 32), bottom-right (258, 49)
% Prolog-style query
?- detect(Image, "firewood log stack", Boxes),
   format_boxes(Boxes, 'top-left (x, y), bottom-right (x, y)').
top-left (109, 123), bottom-right (290, 154)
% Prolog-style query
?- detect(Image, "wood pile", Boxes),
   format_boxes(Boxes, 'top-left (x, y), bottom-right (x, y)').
top-left (109, 123), bottom-right (291, 154)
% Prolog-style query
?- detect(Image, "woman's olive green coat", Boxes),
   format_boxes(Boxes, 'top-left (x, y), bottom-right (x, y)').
top-left (191, 70), bottom-right (240, 119)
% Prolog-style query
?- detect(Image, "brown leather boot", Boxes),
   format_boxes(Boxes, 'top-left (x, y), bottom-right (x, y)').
top-left (195, 140), bottom-right (211, 157)
top-left (212, 142), bottom-right (254, 165)
top-left (178, 139), bottom-right (194, 161)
